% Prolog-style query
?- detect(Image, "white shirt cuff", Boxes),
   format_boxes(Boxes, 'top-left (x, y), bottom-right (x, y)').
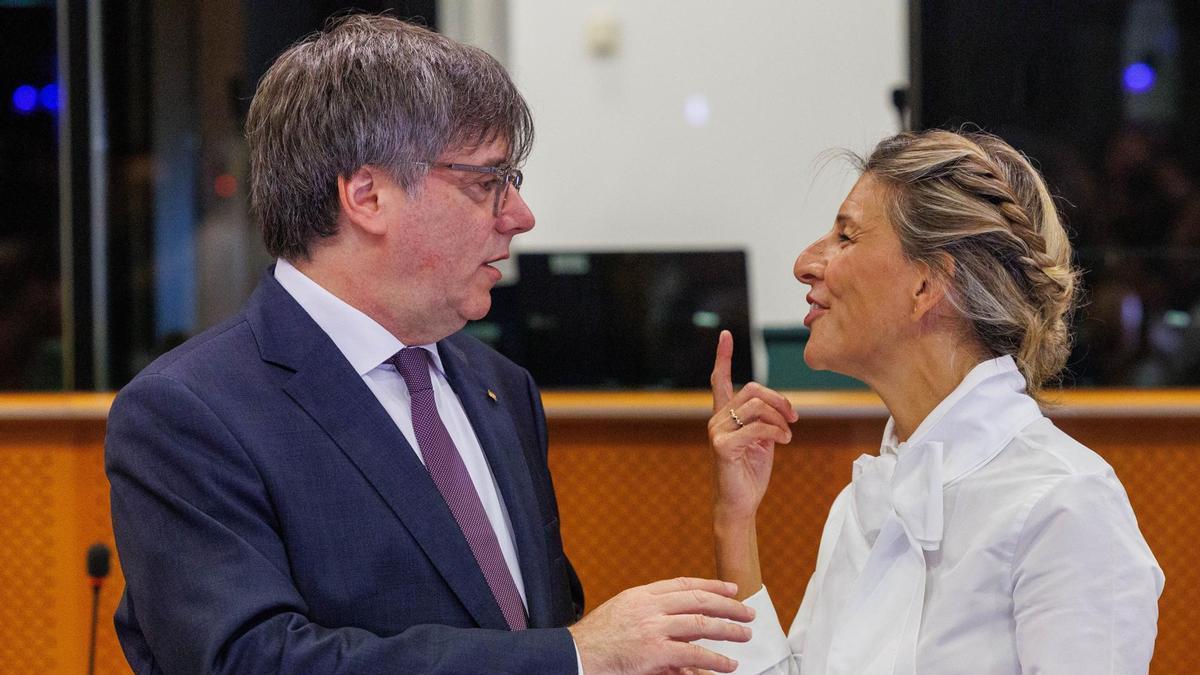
top-left (695, 585), bottom-right (792, 674)
top-left (574, 636), bottom-right (584, 674)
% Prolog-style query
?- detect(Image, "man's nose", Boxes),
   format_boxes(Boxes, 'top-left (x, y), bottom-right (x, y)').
top-left (498, 187), bottom-right (535, 234)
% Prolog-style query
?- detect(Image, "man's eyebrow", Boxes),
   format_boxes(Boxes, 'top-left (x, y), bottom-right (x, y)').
top-left (446, 147), bottom-right (510, 166)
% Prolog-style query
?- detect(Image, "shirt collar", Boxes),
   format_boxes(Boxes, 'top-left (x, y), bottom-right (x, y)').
top-left (273, 258), bottom-right (446, 376)
top-left (879, 355), bottom-right (1044, 486)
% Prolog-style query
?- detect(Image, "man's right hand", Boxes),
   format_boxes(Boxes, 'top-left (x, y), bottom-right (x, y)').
top-left (567, 577), bottom-right (754, 674)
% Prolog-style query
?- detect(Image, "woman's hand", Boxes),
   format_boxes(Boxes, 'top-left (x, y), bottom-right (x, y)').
top-left (708, 330), bottom-right (799, 523)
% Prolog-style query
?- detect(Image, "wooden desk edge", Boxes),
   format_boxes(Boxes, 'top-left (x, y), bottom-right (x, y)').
top-left (3, 390), bottom-right (1200, 422)
top-left (542, 389), bottom-right (1200, 420)
top-left (0, 393), bottom-right (117, 421)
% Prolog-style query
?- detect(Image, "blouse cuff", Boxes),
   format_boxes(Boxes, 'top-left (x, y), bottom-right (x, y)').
top-left (695, 585), bottom-right (792, 673)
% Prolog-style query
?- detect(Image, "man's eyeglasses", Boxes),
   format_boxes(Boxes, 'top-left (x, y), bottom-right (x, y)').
top-left (419, 162), bottom-right (524, 216)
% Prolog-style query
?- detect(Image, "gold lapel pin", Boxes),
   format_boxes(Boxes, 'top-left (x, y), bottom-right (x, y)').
top-left (487, 389), bottom-right (498, 402)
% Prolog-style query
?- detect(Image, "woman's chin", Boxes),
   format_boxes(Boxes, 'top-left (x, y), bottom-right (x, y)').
top-left (804, 341), bottom-right (858, 379)
top-left (803, 342), bottom-right (831, 372)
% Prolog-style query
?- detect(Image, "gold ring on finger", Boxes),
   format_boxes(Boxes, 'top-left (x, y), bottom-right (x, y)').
top-left (729, 408), bottom-right (745, 428)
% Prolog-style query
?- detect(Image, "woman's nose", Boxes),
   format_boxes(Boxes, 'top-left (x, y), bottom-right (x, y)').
top-left (793, 239), bottom-right (825, 284)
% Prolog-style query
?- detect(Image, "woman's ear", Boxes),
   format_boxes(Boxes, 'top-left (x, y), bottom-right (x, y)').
top-left (337, 165), bottom-right (392, 236)
top-left (912, 254), bottom-right (954, 321)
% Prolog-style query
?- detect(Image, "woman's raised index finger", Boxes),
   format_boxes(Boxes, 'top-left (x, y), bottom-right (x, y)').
top-left (710, 330), bottom-right (735, 412)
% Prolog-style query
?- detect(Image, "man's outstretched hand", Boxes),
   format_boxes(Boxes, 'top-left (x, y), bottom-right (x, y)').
top-left (568, 577), bottom-right (754, 674)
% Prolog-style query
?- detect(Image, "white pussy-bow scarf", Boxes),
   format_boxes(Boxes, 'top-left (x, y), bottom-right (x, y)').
top-left (814, 356), bottom-right (1043, 675)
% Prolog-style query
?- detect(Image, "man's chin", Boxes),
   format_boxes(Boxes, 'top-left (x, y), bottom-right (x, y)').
top-left (458, 295), bottom-right (494, 324)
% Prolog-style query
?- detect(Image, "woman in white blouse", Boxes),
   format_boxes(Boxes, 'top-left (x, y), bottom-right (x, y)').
top-left (703, 130), bottom-right (1164, 674)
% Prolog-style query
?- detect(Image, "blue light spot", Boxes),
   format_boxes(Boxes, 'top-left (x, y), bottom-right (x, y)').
top-left (12, 84), bottom-right (38, 113)
top-left (39, 83), bottom-right (59, 111)
top-left (1123, 62), bottom-right (1156, 94)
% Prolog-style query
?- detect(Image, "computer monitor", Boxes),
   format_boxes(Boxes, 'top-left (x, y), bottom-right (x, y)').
top-left (467, 250), bottom-right (754, 389)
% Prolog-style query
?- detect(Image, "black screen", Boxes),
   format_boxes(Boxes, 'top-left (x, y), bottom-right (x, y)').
top-left (468, 250), bottom-right (754, 389)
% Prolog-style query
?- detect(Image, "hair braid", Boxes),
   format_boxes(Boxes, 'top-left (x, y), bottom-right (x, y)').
top-left (855, 130), bottom-right (1080, 398)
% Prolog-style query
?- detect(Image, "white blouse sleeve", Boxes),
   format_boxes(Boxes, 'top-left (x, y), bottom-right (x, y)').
top-left (1011, 472), bottom-right (1164, 674)
top-left (695, 487), bottom-right (849, 674)
top-left (695, 585), bottom-right (797, 675)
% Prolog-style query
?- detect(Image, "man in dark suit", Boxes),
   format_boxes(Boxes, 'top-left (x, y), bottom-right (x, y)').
top-left (106, 14), bottom-right (752, 675)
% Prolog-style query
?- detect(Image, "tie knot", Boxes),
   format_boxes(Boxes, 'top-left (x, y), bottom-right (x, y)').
top-left (391, 347), bottom-right (433, 393)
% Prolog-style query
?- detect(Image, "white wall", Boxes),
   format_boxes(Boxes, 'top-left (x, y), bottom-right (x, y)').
top-left (504, 1), bottom-right (907, 328)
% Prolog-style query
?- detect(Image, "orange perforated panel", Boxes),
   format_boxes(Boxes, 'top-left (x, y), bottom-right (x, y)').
top-left (548, 422), bottom-right (717, 589)
top-left (0, 420), bottom-right (128, 675)
top-left (0, 441), bottom-right (57, 672)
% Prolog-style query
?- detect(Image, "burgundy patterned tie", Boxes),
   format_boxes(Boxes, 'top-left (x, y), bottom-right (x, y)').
top-left (390, 347), bottom-right (528, 630)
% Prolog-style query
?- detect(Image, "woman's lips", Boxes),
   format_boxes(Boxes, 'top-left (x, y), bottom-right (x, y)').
top-left (803, 303), bottom-right (827, 327)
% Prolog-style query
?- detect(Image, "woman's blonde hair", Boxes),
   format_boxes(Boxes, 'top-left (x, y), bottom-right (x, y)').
top-left (855, 130), bottom-right (1079, 397)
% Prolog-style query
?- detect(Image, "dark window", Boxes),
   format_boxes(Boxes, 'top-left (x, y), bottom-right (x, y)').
top-left (916, 0), bottom-right (1200, 386)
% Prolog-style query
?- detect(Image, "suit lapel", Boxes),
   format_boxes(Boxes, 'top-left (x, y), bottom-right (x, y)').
top-left (439, 339), bottom-right (555, 628)
top-left (249, 275), bottom-right (509, 630)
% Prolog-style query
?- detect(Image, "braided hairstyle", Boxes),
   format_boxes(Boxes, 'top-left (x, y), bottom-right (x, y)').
top-left (854, 130), bottom-right (1079, 398)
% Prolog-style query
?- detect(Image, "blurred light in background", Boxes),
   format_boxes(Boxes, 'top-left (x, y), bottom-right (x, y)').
top-left (38, 82), bottom-right (57, 112)
top-left (683, 94), bottom-right (710, 128)
top-left (1123, 61), bottom-right (1157, 94)
top-left (12, 84), bottom-right (38, 113)
top-left (214, 174), bottom-right (237, 199)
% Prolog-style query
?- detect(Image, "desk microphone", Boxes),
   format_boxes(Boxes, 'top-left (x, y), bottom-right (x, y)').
top-left (86, 543), bottom-right (111, 675)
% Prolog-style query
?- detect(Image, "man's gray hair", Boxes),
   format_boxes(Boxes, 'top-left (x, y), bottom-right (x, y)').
top-left (246, 14), bottom-right (534, 260)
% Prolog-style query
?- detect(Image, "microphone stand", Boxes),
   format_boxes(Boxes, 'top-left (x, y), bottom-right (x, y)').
top-left (85, 543), bottom-right (110, 675)
top-left (87, 579), bottom-right (100, 675)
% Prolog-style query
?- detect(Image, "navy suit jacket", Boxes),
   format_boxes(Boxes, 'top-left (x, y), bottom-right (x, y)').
top-left (106, 273), bottom-right (585, 674)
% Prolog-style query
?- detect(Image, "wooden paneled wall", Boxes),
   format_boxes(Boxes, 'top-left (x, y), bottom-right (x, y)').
top-left (1, 391), bottom-right (1197, 674)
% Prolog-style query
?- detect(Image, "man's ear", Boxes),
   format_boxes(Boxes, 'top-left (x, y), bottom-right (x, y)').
top-left (337, 166), bottom-right (394, 236)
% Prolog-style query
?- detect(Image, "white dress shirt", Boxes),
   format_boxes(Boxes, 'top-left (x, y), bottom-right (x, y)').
top-left (704, 356), bottom-right (1164, 674)
top-left (273, 259), bottom-right (528, 607)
